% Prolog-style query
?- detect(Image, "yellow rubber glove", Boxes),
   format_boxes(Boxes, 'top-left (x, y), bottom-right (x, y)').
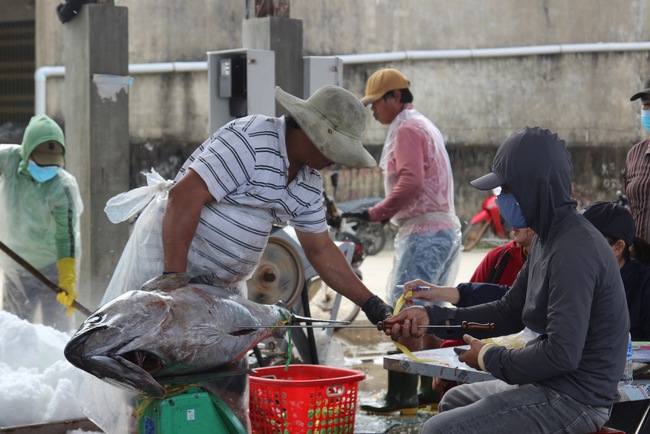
top-left (56, 257), bottom-right (77, 316)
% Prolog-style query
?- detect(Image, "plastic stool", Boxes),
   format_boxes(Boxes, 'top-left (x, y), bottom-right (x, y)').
top-left (591, 427), bottom-right (625, 434)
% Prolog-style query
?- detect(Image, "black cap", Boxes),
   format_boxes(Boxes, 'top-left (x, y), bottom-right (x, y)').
top-left (470, 171), bottom-right (506, 191)
top-left (630, 77), bottom-right (650, 101)
top-left (582, 201), bottom-right (636, 245)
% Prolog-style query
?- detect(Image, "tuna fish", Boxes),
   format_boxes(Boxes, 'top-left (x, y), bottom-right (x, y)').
top-left (64, 273), bottom-right (292, 398)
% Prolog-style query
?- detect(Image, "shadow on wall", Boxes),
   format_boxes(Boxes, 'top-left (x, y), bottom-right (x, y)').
top-left (129, 139), bottom-right (197, 187)
top-left (450, 144), bottom-right (630, 221)
top-left (0, 121), bottom-right (28, 144)
top-left (128, 139), bottom-right (629, 224)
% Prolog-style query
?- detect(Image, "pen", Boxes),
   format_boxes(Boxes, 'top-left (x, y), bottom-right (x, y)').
top-left (395, 285), bottom-right (432, 291)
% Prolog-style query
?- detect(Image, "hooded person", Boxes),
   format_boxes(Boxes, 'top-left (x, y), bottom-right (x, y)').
top-left (0, 114), bottom-right (83, 332)
top-left (381, 127), bottom-right (629, 433)
top-left (96, 85), bottom-right (393, 433)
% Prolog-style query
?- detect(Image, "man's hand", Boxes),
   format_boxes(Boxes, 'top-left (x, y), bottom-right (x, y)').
top-left (56, 257), bottom-right (77, 316)
top-left (361, 295), bottom-right (393, 325)
top-left (380, 306), bottom-right (430, 339)
top-left (457, 334), bottom-right (487, 370)
top-left (342, 210), bottom-right (370, 221)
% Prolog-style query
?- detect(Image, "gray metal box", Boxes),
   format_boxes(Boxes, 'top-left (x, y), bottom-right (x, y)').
top-left (303, 56), bottom-right (344, 98)
top-left (208, 48), bottom-right (275, 134)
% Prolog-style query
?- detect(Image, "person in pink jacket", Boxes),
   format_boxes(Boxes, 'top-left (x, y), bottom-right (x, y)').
top-left (353, 68), bottom-right (462, 414)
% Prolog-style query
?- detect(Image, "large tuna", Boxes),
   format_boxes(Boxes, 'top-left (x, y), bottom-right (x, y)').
top-left (64, 273), bottom-right (291, 398)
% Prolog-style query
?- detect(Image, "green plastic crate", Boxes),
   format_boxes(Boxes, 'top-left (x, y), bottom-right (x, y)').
top-left (138, 386), bottom-right (245, 434)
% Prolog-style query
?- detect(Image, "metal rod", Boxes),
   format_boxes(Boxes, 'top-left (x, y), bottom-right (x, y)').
top-left (238, 324), bottom-right (466, 329)
top-left (235, 321), bottom-right (495, 332)
top-left (0, 240), bottom-right (93, 316)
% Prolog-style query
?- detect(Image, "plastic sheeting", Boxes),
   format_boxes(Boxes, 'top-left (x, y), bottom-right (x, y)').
top-left (0, 144), bottom-right (82, 331)
top-left (376, 108), bottom-right (462, 306)
top-left (102, 169), bottom-right (272, 304)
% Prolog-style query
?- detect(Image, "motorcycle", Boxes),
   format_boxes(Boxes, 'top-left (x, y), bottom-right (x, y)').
top-left (328, 171), bottom-right (388, 256)
top-left (461, 188), bottom-right (514, 251)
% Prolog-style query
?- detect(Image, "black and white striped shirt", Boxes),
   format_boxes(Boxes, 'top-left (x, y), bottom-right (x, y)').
top-left (176, 115), bottom-right (327, 284)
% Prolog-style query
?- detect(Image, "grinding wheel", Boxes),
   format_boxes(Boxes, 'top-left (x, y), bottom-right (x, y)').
top-left (246, 236), bottom-right (305, 308)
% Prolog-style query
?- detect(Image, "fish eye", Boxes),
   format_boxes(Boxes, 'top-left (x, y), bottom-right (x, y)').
top-left (86, 314), bottom-right (105, 324)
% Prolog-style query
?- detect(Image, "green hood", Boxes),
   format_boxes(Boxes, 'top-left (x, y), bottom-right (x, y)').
top-left (18, 115), bottom-right (66, 174)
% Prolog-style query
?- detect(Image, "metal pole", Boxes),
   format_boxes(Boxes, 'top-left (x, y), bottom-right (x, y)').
top-left (0, 240), bottom-right (93, 316)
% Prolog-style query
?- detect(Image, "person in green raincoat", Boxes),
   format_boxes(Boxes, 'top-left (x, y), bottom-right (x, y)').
top-left (0, 114), bottom-right (83, 331)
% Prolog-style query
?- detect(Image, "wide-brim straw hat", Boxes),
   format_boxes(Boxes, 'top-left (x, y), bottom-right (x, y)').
top-left (275, 85), bottom-right (376, 168)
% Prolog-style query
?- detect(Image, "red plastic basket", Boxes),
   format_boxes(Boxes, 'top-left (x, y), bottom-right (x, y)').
top-left (249, 364), bottom-right (366, 434)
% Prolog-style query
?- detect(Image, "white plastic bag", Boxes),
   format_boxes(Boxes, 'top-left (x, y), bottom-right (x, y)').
top-left (104, 169), bottom-right (173, 224)
top-left (102, 170), bottom-right (172, 304)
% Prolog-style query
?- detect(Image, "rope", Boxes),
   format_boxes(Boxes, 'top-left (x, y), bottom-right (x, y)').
top-left (390, 291), bottom-right (448, 364)
top-left (134, 383), bottom-right (196, 418)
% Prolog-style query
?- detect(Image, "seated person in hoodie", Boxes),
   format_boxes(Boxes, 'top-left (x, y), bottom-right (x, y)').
top-left (381, 127), bottom-right (629, 434)
top-left (402, 227), bottom-right (535, 396)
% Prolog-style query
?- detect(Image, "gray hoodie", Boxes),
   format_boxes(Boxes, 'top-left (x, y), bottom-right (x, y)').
top-left (428, 127), bottom-right (629, 406)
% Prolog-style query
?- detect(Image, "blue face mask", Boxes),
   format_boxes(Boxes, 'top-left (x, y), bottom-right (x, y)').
top-left (27, 160), bottom-right (59, 182)
top-left (496, 192), bottom-right (528, 229)
top-left (642, 110), bottom-right (650, 133)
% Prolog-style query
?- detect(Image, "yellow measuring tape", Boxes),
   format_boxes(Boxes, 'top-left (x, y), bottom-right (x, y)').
top-left (390, 291), bottom-right (447, 364)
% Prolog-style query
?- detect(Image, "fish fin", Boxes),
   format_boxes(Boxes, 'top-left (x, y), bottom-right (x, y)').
top-left (140, 273), bottom-right (192, 293)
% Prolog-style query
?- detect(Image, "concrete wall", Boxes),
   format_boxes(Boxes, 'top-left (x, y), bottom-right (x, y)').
top-left (29, 0), bottom-right (650, 220)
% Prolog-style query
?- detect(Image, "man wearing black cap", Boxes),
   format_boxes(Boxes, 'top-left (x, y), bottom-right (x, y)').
top-left (626, 78), bottom-right (650, 244)
top-left (380, 127), bottom-right (629, 433)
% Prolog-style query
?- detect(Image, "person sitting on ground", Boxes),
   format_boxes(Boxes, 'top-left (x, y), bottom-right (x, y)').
top-left (381, 126), bottom-right (628, 434)
top-left (583, 201), bottom-right (650, 341)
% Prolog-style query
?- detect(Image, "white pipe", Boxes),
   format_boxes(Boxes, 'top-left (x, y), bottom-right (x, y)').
top-left (337, 42), bottom-right (650, 64)
top-left (35, 42), bottom-right (650, 114)
top-left (34, 61), bottom-right (208, 115)
top-left (34, 66), bottom-right (65, 115)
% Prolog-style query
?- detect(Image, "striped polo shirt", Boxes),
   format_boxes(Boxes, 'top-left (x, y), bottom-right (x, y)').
top-left (175, 115), bottom-right (328, 285)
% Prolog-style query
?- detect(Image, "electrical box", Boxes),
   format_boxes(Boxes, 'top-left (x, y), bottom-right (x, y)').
top-left (303, 56), bottom-right (343, 98)
top-left (208, 49), bottom-right (275, 134)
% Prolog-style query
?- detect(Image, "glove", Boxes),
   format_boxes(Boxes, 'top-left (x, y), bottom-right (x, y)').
top-left (361, 295), bottom-right (393, 325)
top-left (56, 257), bottom-right (77, 316)
top-left (342, 210), bottom-right (371, 221)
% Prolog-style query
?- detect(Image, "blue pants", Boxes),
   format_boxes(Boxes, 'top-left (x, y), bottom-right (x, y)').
top-left (388, 228), bottom-right (460, 306)
top-left (423, 380), bottom-right (610, 434)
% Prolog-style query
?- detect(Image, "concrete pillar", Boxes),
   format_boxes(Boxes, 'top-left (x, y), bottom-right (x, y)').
top-left (63, 4), bottom-right (129, 311)
top-left (242, 17), bottom-right (303, 112)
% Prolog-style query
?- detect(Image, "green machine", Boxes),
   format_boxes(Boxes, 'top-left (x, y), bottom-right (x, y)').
top-left (138, 371), bottom-right (248, 434)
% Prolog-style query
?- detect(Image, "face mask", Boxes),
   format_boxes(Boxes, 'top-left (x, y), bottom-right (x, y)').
top-left (27, 160), bottom-right (59, 182)
top-left (642, 110), bottom-right (650, 133)
top-left (496, 192), bottom-right (528, 229)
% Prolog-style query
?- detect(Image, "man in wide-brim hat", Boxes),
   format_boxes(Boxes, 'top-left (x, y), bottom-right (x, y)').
top-left (135, 85), bottom-right (394, 429)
